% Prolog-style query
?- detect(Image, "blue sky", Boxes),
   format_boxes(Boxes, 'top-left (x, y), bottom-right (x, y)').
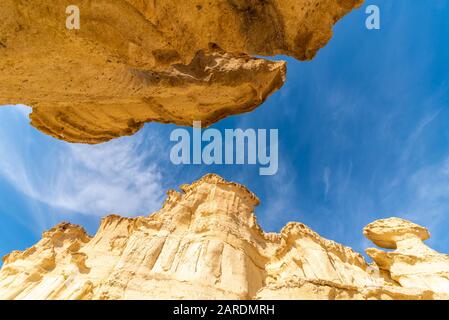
top-left (1, 1), bottom-right (449, 261)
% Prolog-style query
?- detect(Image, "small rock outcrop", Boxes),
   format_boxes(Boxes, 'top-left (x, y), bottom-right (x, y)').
top-left (365, 218), bottom-right (449, 295)
top-left (0, 0), bottom-right (363, 143)
top-left (0, 174), bottom-right (448, 300)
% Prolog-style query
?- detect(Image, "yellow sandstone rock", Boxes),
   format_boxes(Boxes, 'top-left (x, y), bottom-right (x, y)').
top-left (0, 0), bottom-right (362, 143)
top-left (0, 174), bottom-right (448, 300)
top-left (365, 218), bottom-right (449, 296)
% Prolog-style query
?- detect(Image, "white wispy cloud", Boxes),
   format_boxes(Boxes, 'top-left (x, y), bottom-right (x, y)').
top-left (0, 105), bottom-right (165, 218)
top-left (404, 158), bottom-right (449, 227)
top-left (323, 166), bottom-right (331, 200)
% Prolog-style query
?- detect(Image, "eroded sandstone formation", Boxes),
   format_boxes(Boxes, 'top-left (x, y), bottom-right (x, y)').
top-left (0, 0), bottom-right (363, 143)
top-left (0, 174), bottom-right (448, 300)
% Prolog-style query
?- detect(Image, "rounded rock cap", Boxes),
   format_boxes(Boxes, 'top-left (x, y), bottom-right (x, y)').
top-left (363, 217), bottom-right (430, 249)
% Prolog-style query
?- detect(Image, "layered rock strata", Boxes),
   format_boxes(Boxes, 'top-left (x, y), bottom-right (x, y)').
top-left (0, 174), bottom-right (448, 300)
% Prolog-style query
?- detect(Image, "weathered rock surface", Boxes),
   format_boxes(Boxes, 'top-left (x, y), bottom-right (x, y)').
top-left (0, 174), bottom-right (448, 300)
top-left (0, 0), bottom-right (362, 143)
top-left (365, 218), bottom-right (449, 296)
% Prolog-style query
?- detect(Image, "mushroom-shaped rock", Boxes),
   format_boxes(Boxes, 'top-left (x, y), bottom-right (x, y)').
top-left (363, 217), bottom-right (430, 249)
top-left (364, 218), bottom-right (449, 295)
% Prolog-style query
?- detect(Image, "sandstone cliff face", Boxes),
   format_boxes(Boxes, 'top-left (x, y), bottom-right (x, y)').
top-left (0, 0), bottom-right (362, 143)
top-left (0, 174), bottom-right (448, 300)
